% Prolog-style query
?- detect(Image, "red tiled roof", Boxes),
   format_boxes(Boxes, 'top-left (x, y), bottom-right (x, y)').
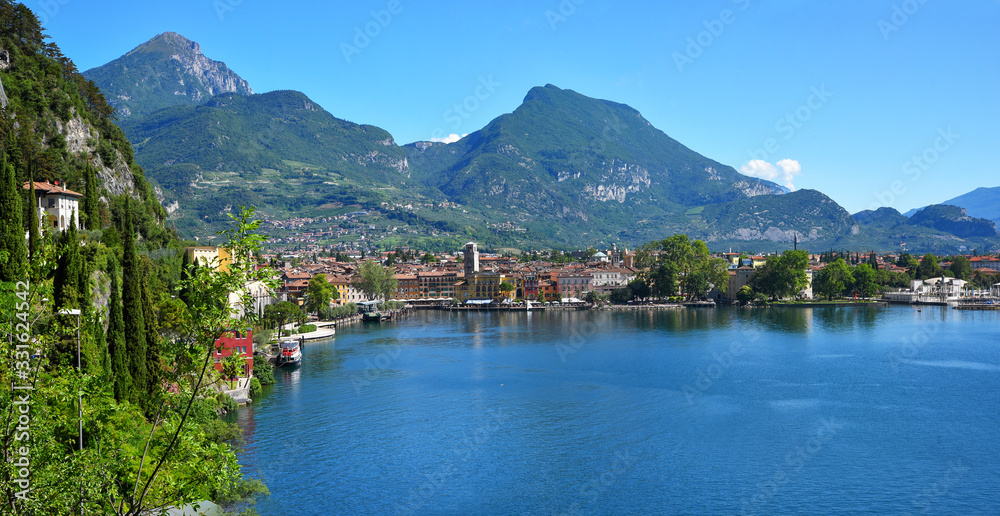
top-left (23, 181), bottom-right (83, 197)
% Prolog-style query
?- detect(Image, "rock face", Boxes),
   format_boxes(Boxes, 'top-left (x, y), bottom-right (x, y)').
top-left (54, 111), bottom-right (137, 198)
top-left (84, 32), bottom-right (253, 121)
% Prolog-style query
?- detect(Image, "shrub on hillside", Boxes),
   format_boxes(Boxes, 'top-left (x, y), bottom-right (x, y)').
top-left (253, 355), bottom-right (275, 385)
top-left (248, 377), bottom-right (262, 399)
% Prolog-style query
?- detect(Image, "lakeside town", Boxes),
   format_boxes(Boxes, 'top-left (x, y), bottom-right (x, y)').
top-left (186, 239), bottom-right (1000, 317)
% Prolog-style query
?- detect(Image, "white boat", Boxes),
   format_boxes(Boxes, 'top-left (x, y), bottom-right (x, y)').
top-left (276, 339), bottom-right (302, 367)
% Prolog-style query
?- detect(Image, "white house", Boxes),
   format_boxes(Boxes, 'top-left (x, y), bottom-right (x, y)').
top-left (25, 180), bottom-right (82, 232)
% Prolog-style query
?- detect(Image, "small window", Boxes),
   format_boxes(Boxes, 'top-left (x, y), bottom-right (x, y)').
top-left (48, 198), bottom-right (55, 208)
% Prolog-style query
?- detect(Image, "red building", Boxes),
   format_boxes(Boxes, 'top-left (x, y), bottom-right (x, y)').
top-left (214, 329), bottom-right (254, 378)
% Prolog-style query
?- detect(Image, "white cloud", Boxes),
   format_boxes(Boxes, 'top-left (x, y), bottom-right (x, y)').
top-left (429, 133), bottom-right (466, 144)
top-left (740, 158), bottom-right (801, 190)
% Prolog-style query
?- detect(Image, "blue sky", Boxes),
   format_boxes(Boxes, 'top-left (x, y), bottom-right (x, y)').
top-left (41, 0), bottom-right (999, 214)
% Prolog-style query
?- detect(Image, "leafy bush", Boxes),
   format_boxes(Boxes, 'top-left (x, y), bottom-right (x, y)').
top-left (253, 355), bottom-right (275, 385)
top-left (185, 397), bottom-right (221, 426)
top-left (217, 393), bottom-right (238, 413)
top-left (330, 302), bottom-right (358, 319)
top-left (378, 300), bottom-right (405, 311)
top-left (252, 329), bottom-right (273, 349)
top-left (248, 377), bottom-right (262, 399)
top-left (317, 305), bottom-right (336, 321)
top-left (297, 324), bottom-right (317, 333)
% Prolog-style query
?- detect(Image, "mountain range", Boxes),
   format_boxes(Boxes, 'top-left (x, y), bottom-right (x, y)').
top-left (904, 186), bottom-right (1000, 227)
top-left (83, 33), bottom-right (1000, 253)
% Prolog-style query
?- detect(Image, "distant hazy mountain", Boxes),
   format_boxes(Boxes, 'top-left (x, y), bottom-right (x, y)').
top-left (907, 205), bottom-right (998, 238)
top-left (904, 186), bottom-right (1000, 225)
top-left (84, 32), bottom-right (253, 120)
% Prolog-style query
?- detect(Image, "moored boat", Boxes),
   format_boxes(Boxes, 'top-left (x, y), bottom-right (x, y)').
top-left (276, 339), bottom-right (302, 367)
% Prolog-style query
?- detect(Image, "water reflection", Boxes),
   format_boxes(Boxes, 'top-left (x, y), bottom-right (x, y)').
top-left (234, 307), bottom-right (1000, 515)
top-left (752, 308), bottom-right (814, 333)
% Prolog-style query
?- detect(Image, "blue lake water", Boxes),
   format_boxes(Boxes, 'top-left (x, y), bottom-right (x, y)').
top-left (231, 307), bottom-right (1000, 515)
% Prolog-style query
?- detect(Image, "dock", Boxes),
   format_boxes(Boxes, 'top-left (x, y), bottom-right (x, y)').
top-left (954, 301), bottom-right (1000, 310)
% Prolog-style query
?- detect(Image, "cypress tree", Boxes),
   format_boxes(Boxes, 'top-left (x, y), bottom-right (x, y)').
top-left (140, 269), bottom-right (161, 401)
top-left (120, 198), bottom-right (148, 406)
top-left (179, 250), bottom-right (196, 307)
top-left (53, 215), bottom-right (82, 310)
top-left (27, 171), bottom-right (39, 259)
top-left (79, 243), bottom-right (92, 316)
top-left (83, 161), bottom-right (100, 230)
top-left (107, 259), bottom-right (130, 402)
top-left (0, 151), bottom-right (27, 282)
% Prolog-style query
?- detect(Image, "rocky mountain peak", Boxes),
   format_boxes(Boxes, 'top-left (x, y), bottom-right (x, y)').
top-left (128, 31), bottom-right (202, 57)
top-left (85, 32), bottom-right (253, 119)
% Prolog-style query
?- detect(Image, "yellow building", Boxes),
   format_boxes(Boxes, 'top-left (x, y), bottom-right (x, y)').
top-left (327, 275), bottom-right (366, 304)
top-left (454, 272), bottom-right (521, 302)
top-left (184, 246), bottom-right (233, 272)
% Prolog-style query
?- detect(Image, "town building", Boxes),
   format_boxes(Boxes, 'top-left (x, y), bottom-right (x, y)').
top-left (327, 274), bottom-right (367, 304)
top-left (590, 268), bottom-right (630, 294)
top-left (416, 271), bottom-right (460, 299)
top-left (213, 329), bottom-right (254, 378)
top-left (463, 242), bottom-right (479, 278)
top-left (725, 266), bottom-right (756, 301)
top-left (970, 256), bottom-right (1000, 272)
top-left (556, 271), bottom-right (592, 298)
top-left (280, 271), bottom-right (311, 299)
top-left (185, 246), bottom-right (233, 272)
top-left (24, 180), bottom-right (82, 232)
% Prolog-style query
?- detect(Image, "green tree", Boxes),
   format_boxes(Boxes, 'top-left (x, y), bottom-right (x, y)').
top-left (949, 255), bottom-right (972, 281)
top-left (305, 273), bottom-right (337, 314)
top-left (499, 280), bottom-right (515, 299)
top-left (649, 263), bottom-right (677, 299)
top-left (628, 278), bottom-right (650, 302)
top-left (0, 151), bottom-right (27, 282)
top-left (106, 258), bottom-right (131, 402)
top-left (83, 160), bottom-right (100, 229)
top-left (852, 263), bottom-right (879, 299)
top-left (917, 253), bottom-right (943, 279)
top-left (119, 199), bottom-right (148, 407)
top-left (610, 287), bottom-right (632, 304)
top-left (736, 285), bottom-right (755, 304)
top-left (897, 253), bottom-right (920, 278)
top-left (353, 259), bottom-right (398, 302)
top-left (265, 300), bottom-right (303, 330)
top-left (813, 259), bottom-right (853, 300)
top-left (53, 217), bottom-right (83, 311)
top-left (749, 250), bottom-right (809, 300)
top-left (684, 241), bottom-right (729, 299)
top-left (222, 353), bottom-right (246, 389)
top-left (27, 175), bottom-right (40, 259)
top-left (141, 267), bottom-right (162, 401)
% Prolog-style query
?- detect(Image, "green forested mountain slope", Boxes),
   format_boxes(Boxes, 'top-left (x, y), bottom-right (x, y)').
top-left (0, 1), bottom-right (167, 243)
